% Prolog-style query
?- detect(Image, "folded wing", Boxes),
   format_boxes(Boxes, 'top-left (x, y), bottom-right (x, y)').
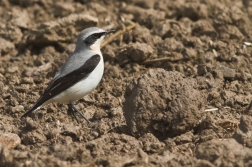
top-left (21, 54), bottom-right (101, 118)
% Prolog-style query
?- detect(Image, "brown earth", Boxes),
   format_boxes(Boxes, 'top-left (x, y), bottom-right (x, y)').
top-left (1, 0), bottom-right (252, 166)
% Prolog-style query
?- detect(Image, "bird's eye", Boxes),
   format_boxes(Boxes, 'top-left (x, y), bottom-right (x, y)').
top-left (83, 32), bottom-right (105, 45)
top-left (92, 33), bottom-right (101, 39)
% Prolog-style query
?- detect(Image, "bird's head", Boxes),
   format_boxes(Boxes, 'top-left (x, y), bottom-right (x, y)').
top-left (75, 27), bottom-right (114, 52)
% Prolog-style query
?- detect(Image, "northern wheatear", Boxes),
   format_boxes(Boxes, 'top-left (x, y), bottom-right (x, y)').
top-left (21, 27), bottom-right (115, 123)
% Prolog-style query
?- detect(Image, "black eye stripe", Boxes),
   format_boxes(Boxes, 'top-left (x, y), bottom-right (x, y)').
top-left (83, 32), bottom-right (106, 45)
top-left (92, 32), bottom-right (106, 38)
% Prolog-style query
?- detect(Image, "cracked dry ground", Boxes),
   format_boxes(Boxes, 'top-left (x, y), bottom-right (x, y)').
top-left (1, 0), bottom-right (252, 166)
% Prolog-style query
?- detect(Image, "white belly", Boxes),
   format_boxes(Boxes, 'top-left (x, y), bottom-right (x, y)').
top-left (49, 58), bottom-right (104, 104)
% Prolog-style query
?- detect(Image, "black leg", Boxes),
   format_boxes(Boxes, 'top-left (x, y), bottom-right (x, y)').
top-left (69, 101), bottom-right (91, 124)
top-left (67, 103), bottom-right (80, 123)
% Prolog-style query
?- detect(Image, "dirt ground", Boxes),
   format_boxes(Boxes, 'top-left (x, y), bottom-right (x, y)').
top-left (1, 0), bottom-right (252, 166)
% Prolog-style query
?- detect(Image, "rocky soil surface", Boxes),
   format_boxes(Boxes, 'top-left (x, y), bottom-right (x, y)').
top-left (1, 0), bottom-right (252, 166)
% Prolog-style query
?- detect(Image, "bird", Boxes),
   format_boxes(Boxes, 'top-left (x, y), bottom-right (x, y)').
top-left (21, 27), bottom-right (115, 124)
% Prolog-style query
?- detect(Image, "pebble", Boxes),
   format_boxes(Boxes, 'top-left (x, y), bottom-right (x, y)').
top-left (0, 133), bottom-right (21, 149)
top-left (6, 66), bottom-right (19, 73)
top-left (217, 65), bottom-right (236, 79)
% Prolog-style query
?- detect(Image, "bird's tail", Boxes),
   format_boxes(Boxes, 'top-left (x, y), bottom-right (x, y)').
top-left (21, 99), bottom-right (45, 118)
top-left (21, 107), bottom-right (37, 118)
top-left (21, 106), bottom-right (39, 118)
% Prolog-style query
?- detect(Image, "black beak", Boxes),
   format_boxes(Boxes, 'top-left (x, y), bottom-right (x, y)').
top-left (105, 30), bottom-right (115, 35)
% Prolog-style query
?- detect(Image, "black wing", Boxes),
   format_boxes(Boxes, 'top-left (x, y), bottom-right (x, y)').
top-left (21, 54), bottom-right (101, 118)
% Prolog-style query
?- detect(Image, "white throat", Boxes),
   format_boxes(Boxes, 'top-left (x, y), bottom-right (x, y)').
top-left (90, 36), bottom-right (104, 52)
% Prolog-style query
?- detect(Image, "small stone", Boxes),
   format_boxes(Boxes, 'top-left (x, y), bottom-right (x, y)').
top-left (217, 65), bottom-right (236, 79)
top-left (6, 66), bottom-right (19, 73)
top-left (0, 133), bottom-right (21, 149)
